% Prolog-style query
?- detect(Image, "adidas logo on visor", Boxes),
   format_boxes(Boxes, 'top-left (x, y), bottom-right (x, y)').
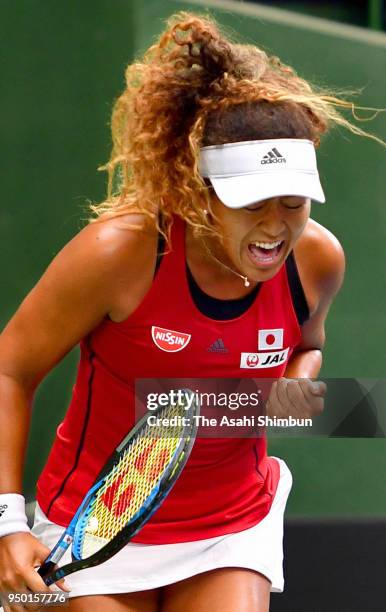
top-left (261, 148), bottom-right (286, 165)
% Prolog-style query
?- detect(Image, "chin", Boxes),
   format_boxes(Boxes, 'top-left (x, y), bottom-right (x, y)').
top-left (242, 255), bottom-right (284, 282)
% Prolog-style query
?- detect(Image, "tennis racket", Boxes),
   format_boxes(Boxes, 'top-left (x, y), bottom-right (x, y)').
top-left (38, 388), bottom-right (199, 586)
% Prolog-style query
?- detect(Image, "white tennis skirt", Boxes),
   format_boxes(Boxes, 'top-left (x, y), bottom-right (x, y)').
top-left (32, 457), bottom-right (292, 597)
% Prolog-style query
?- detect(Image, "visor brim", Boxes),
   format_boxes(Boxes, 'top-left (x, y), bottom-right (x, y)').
top-left (210, 172), bottom-right (325, 208)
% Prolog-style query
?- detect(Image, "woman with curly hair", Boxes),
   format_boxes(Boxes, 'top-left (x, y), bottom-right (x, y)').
top-left (0, 11), bottom-right (378, 612)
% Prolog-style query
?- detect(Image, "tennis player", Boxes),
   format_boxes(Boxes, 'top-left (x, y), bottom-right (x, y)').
top-left (0, 11), bottom-right (362, 612)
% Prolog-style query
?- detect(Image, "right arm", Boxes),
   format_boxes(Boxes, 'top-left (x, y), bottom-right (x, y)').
top-left (0, 215), bottom-right (156, 602)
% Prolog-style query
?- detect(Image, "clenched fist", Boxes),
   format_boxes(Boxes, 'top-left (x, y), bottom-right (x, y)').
top-left (266, 378), bottom-right (327, 420)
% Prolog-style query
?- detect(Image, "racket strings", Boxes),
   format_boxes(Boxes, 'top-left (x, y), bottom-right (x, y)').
top-left (80, 402), bottom-right (188, 557)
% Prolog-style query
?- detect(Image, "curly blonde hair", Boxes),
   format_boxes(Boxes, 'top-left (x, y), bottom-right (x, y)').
top-left (89, 11), bottom-right (382, 240)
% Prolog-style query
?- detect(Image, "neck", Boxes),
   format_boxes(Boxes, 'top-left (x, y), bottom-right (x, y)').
top-left (186, 227), bottom-right (254, 297)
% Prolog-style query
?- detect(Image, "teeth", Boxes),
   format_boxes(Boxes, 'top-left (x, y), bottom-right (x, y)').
top-left (252, 240), bottom-right (282, 250)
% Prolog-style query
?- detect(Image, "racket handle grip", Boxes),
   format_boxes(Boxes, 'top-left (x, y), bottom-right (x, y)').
top-left (38, 561), bottom-right (57, 585)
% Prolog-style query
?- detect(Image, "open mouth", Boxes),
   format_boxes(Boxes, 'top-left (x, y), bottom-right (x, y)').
top-left (247, 240), bottom-right (285, 267)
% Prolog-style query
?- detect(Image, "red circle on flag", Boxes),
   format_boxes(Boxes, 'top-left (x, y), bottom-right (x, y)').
top-left (265, 334), bottom-right (276, 345)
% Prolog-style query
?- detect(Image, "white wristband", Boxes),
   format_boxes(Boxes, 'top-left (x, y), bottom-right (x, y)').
top-left (0, 494), bottom-right (31, 538)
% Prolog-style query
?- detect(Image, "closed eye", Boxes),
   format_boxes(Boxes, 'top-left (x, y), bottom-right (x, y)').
top-left (282, 203), bottom-right (305, 210)
top-left (244, 197), bottom-right (308, 211)
top-left (244, 202), bottom-right (266, 212)
top-left (281, 197), bottom-right (308, 210)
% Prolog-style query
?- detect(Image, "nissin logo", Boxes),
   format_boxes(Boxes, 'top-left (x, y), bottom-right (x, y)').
top-left (151, 326), bottom-right (191, 353)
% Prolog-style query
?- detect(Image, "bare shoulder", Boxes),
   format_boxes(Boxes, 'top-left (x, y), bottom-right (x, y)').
top-left (68, 213), bottom-right (158, 321)
top-left (294, 218), bottom-right (345, 313)
top-left (71, 213), bottom-right (156, 273)
top-left (0, 214), bottom-right (158, 389)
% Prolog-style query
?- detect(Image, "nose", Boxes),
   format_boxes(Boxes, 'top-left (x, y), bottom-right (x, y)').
top-left (256, 200), bottom-right (286, 237)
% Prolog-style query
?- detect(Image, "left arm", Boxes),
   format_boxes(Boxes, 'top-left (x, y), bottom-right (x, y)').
top-left (267, 221), bottom-right (345, 417)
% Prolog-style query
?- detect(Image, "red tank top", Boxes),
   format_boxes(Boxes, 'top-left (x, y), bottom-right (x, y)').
top-left (37, 217), bottom-right (302, 543)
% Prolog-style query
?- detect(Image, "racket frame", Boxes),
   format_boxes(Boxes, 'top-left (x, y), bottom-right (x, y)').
top-left (38, 389), bottom-right (199, 585)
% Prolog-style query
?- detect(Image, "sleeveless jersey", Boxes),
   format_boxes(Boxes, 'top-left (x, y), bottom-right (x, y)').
top-left (36, 217), bottom-right (303, 543)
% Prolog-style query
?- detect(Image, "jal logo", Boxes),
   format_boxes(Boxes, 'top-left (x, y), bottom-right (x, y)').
top-left (240, 348), bottom-right (289, 369)
top-left (151, 326), bottom-right (191, 353)
top-left (246, 354), bottom-right (259, 368)
top-left (258, 329), bottom-right (283, 351)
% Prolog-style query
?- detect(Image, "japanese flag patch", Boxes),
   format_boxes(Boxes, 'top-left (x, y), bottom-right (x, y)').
top-left (258, 329), bottom-right (283, 351)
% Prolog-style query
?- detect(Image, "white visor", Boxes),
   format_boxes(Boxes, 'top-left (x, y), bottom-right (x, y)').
top-left (199, 138), bottom-right (325, 208)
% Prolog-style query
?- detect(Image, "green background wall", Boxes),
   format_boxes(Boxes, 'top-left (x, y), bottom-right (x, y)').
top-left (1, 0), bottom-right (385, 515)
